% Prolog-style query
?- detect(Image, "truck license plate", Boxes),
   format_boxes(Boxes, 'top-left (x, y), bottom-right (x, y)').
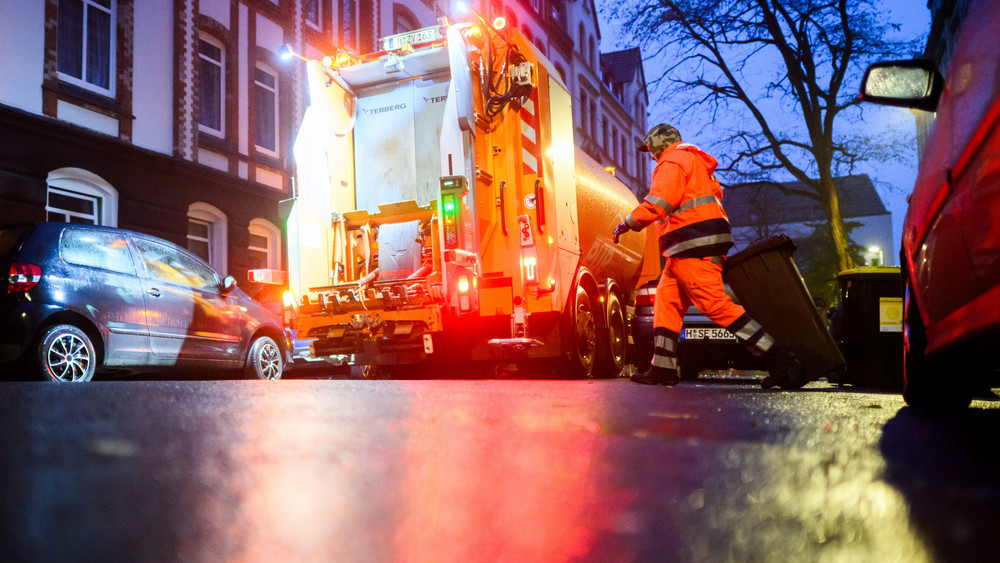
top-left (382, 26), bottom-right (442, 51)
top-left (682, 328), bottom-right (737, 341)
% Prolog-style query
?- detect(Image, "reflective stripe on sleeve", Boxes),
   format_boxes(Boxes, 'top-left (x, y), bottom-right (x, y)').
top-left (644, 194), bottom-right (674, 214)
top-left (668, 195), bottom-right (722, 218)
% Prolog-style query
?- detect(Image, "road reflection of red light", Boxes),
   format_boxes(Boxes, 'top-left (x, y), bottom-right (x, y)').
top-left (206, 382), bottom-right (641, 561)
top-left (392, 383), bottom-right (623, 561)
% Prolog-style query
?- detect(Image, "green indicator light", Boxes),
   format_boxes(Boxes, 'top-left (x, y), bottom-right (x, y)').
top-left (444, 199), bottom-right (456, 213)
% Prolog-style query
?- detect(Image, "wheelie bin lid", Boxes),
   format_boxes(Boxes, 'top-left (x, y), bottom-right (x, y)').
top-left (836, 266), bottom-right (900, 281)
top-left (724, 234), bottom-right (796, 273)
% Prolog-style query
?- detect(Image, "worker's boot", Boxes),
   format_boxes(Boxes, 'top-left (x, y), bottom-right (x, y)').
top-left (760, 344), bottom-right (804, 389)
top-left (630, 365), bottom-right (681, 386)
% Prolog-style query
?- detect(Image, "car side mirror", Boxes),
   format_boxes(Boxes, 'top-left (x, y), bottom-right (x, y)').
top-left (221, 275), bottom-right (238, 295)
top-left (859, 58), bottom-right (944, 112)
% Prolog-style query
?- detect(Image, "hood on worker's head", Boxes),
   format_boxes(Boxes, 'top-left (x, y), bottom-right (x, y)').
top-left (675, 143), bottom-right (718, 173)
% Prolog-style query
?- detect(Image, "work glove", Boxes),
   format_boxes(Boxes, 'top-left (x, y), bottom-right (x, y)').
top-left (612, 222), bottom-right (630, 244)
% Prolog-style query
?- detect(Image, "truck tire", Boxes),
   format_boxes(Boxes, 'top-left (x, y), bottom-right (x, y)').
top-left (595, 291), bottom-right (627, 378)
top-left (568, 284), bottom-right (598, 378)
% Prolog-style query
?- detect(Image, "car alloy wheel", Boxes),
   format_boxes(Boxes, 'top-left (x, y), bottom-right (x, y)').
top-left (246, 336), bottom-right (283, 380)
top-left (38, 324), bottom-right (96, 382)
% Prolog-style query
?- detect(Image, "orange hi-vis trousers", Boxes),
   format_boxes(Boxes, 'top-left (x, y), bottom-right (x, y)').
top-left (650, 255), bottom-right (776, 374)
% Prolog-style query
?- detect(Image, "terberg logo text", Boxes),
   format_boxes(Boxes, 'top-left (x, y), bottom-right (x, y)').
top-left (423, 95), bottom-right (447, 104)
top-left (361, 103), bottom-right (407, 115)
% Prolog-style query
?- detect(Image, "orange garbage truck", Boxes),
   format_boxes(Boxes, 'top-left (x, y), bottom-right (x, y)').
top-left (276, 20), bottom-right (658, 377)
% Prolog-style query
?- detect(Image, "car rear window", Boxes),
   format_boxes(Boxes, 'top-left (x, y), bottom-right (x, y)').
top-left (61, 229), bottom-right (136, 275)
top-left (0, 226), bottom-right (30, 255)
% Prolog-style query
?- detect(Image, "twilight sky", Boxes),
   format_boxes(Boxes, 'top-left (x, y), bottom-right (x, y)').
top-left (596, 0), bottom-right (934, 264)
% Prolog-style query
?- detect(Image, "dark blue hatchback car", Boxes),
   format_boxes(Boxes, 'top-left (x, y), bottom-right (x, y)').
top-left (1, 222), bottom-right (291, 381)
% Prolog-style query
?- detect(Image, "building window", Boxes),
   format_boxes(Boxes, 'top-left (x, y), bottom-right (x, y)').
top-left (249, 218), bottom-right (281, 270)
top-left (341, 0), bottom-right (357, 51)
top-left (393, 4), bottom-right (419, 34)
top-left (580, 91), bottom-right (589, 136)
top-left (602, 117), bottom-right (609, 149)
top-left (254, 65), bottom-right (278, 156)
top-left (305, 0), bottom-right (321, 30)
top-left (48, 188), bottom-right (100, 225)
top-left (188, 202), bottom-right (228, 273)
top-left (46, 168), bottom-right (118, 226)
top-left (590, 99), bottom-right (598, 139)
top-left (57, 0), bottom-right (116, 96)
top-left (551, 0), bottom-right (565, 25)
top-left (621, 137), bottom-right (628, 173)
top-left (198, 37), bottom-right (225, 137)
top-left (187, 218), bottom-right (212, 262)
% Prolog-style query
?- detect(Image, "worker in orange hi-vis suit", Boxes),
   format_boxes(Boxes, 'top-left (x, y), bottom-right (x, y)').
top-left (613, 124), bottom-right (802, 388)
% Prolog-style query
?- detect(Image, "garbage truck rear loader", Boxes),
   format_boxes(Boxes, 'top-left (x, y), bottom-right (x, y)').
top-left (283, 21), bottom-right (658, 377)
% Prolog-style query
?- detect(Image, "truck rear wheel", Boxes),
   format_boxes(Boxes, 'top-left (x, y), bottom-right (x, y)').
top-left (568, 284), bottom-right (598, 378)
top-left (595, 292), bottom-right (627, 378)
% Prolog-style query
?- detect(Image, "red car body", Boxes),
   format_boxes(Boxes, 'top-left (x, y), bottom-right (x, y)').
top-left (861, 0), bottom-right (1000, 409)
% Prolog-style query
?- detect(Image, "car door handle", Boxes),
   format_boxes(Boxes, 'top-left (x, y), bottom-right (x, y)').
top-left (146, 288), bottom-right (162, 298)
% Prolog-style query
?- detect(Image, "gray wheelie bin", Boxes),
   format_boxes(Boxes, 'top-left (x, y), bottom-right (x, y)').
top-left (722, 235), bottom-right (846, 387)
top-left (830, 267), bottom-right (903, 390)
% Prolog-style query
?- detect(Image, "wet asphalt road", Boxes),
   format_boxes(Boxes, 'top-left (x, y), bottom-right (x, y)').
top-left (2, 372), bottom-right (1000, 562)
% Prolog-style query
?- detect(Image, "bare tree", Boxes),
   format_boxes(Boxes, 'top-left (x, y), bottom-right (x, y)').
top-left (609, 0), bottom-right (921, 271)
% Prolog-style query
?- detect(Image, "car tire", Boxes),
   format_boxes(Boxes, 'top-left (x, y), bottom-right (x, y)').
top-left (245, 336), bottom-right (283, 380)
top-left (901, 278), bottom-right (972, 411)
top-left (37, 324), bottom-right (96, 382)
top-left (595, 292), bottom-right (627, 378)
top-left (568, 284), bottom-right (597, 379)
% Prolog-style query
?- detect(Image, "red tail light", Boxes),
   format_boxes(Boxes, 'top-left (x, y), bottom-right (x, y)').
top-left (8, 263), bottom-right (42, 293)
top-left (635, 291), bottom-right (655, 307)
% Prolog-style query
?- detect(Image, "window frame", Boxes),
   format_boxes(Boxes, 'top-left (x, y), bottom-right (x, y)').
top-left (305, 0), bottom-right (322, 31)
top-left (248, 218), bottom-right (282, 270)
top-left (47, 188), bottom-right (100, 225)
top-left (254, 63), bottom-right (280, 157)
top-left (198, 35), bottom-right (226, 138)
top-left (188, 202), bottom-right (228, 274)
top-left (56, 0), bottom-right (117, 97)
top-left (46, 167), bottom-right (119, 226)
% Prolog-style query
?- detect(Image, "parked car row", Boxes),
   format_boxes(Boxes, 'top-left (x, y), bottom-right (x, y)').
top-left (0, 222), bottom-right (292, 382)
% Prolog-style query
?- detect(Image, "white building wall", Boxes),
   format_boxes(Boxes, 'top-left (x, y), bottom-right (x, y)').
top-left (200, 0), bottom-right (230, 28)
top-left (0, 0), bottom-right (45, 113)
top-left (132, 2), bottom-right (176, 154)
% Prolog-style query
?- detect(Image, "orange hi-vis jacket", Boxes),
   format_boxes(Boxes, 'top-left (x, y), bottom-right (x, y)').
top-left (625, 142), bottom-right (734, 258)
